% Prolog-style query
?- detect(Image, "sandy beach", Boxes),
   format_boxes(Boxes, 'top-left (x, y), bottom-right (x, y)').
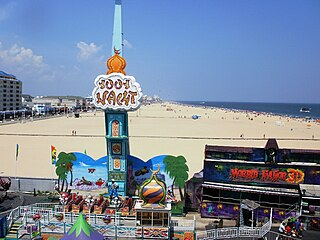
top-left (0, 102), bottom-right (319, 179)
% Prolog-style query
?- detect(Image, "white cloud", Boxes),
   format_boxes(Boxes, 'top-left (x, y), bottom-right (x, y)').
top-left (123, 39), bottom-right (133, 49)
top-left (0, 41), bottom-right (47, 74)
top-left (76, 41), bottom-right (102, 61)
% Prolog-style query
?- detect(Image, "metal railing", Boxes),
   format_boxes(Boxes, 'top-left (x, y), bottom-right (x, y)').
top-left (197, 209), bottom-right (273, 239)
top-left (284, 203), bottom-right (299, 218)
top-left (264, 231), bottom-right (301, 240)
top-left (6, 206), bottom-right (20, 229)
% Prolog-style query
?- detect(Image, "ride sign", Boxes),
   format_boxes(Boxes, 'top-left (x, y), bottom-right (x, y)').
top-left (92, 72), bottom-right (142, 111)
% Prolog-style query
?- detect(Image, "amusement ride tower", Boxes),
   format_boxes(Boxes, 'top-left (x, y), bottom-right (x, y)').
top-left (92, 0), bottom-right (142, 196)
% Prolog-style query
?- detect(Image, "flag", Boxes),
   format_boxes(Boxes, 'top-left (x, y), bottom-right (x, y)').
top-left (16, 144), bottom-right (19, 161)
top-left (51, 145), bottom-right (57, 165)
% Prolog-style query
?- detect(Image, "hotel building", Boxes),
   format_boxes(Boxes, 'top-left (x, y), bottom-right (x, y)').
top-left (0, 71), bottom-right (22, 111)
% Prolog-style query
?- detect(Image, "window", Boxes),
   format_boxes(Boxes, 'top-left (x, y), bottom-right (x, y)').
top-left (3, 94), bottom-right (6, 97)
top-left (10, 90), bottom-right (13, 93)
top-left (17, 86), bottom-right (20, 89)
top-left (16, 99), bottom-right (19, 102)
top-left (3, 85), bottom-right (6, 88)
top-left (16, 103), bottom-right (19, 106)
top-left (3, 103), bottom-right (6, 106)
top-left (10, 103), bottom-right (13, 106)
top-left (10, 94), bottom-right (13, 97)
top-left (16, 90), bottom-right (20, 93)
top-left (3, 89), bottom-right (6, 92)
top-left (3, 81), bottom-right (7, 83)
top-left (3, 108), bottom-right (6, 111)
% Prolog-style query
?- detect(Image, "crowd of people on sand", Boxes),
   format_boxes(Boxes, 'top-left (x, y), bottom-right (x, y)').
top-left (278, 217), bottom-right (304, 239)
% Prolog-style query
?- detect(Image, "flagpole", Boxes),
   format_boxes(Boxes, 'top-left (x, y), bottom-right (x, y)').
top-left (51, 145), bottom-right (54, 188)
top-left (15, 143), bottom-right (19, 192)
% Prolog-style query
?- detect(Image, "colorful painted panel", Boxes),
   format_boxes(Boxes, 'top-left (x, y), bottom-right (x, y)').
top-left (172, 231), bottom-right (195, 240)
top-left (107, 113), bottom-right (125, 136)
top-left (135, 227), bottom-right (168, 238)
top-left (200, 202), bottom-right (295, 222)
top-left (108, 171), bottom-right (125, 181)
top-left (204, 160), bottom-right (320, 186)
top-left (57, 152), bottom-right (188, 196)
top-left (201, 202), bottom-right (240, 219)
top-left (113, 158), bottom-right (121, 169)
top-left (111, 142), bottom-right (122, 155)
top-left (127, 155), bottom-right (171, 196)
top-left (56, 153), bottom-right (108, 192)
top-left (111, 120), bottom-right (120, 137)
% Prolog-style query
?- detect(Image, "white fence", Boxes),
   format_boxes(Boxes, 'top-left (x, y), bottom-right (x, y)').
top-left (7, 203), bottom-right (272, 240)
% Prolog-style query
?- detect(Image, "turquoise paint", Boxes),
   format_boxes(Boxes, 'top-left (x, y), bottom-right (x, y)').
top-left (112, 0), bottom-right (123, 56)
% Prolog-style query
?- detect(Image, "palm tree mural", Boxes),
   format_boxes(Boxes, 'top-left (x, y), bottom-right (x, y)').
top-left (163, 155), bottom-right (189, 201)
top-left (55, 152), bottom-right (76, 192)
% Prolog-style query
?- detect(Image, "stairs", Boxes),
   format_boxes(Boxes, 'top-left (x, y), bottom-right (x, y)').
top-left (5, 222), bottom-right (21, 239)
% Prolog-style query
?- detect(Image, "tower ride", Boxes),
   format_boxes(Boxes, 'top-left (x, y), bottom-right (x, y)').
top-left (92, 0), bottom-right (142, 196)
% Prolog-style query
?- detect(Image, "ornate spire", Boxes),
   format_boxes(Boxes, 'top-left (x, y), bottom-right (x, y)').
top-left (106, 48), bottom-right (126, 75)
top-left (140, 165), bottom-right (167, 208)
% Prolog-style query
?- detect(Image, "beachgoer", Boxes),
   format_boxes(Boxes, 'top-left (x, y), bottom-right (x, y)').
top-left (278, 220), bottom-right (286, 233)
top-left (295, 218), bottom-right (302, 236)
top-left (285, 224), bottom-right (291, 235)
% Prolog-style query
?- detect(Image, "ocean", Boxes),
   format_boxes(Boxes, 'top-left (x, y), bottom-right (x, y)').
top-left (178, 101), bottom-right (320, 120)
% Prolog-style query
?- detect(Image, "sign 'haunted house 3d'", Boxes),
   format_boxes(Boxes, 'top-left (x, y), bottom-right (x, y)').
top-left (200, 138), bottom-right (320, 222)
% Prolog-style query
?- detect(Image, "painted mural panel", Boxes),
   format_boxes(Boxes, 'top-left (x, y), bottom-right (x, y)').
top-left (57, 153), bottom-right (188, 198)
top-left (55, 153), bottom-right (108, 192)
top-left (201, 202), bottom-right (240, 219)
top-left (127, 155), bottom-right (173, 196)
top-left (204, 160), bottom-right (320, 187)
top-left (200, 202), bottom-right (295, 222)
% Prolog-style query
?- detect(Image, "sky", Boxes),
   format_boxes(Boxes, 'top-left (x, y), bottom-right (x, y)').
top-left (0, 0), bottom-right (319, 103)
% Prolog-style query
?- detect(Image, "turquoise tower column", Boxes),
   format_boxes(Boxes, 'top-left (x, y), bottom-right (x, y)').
top-left (105, 0), bottom-right (128, 196)
top-left (112, 0), bottom-right (123, 54)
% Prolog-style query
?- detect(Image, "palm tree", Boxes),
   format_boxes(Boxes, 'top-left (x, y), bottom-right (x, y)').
top-left (55, 152), bottom-right (76, 192)
top-left (63, 153), bottom-right (76, 186)
top-left (163, 155), bottom-right (189, 200)
top-left (56, 165), bottom-right (68, 192)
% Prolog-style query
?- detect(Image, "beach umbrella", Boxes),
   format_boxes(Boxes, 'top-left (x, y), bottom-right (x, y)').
top-left (61, 214), bottom-right (104, 240)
